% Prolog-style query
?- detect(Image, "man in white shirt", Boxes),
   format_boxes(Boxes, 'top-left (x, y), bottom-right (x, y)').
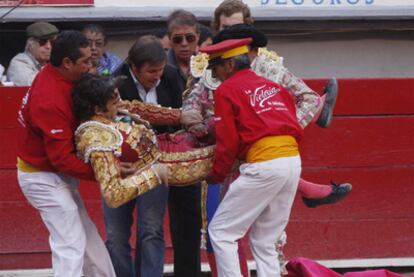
top-left (108, 35), bottom-right (199, 277)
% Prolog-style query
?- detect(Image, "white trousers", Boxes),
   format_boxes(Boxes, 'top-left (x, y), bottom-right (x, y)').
top-left (209, 156), bottom-right (301, 277)
top-left (18, 170), bottom-right (116, 277)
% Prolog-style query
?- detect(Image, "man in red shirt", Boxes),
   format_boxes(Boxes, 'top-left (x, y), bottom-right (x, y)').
top-left (201, 38), bottom-right (302, 277)
top-left (16, 31), bottom-right (116, 277)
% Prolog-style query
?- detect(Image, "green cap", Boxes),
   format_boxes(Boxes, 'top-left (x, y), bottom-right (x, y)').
top-left (26, 22), bottom-right (59, 39)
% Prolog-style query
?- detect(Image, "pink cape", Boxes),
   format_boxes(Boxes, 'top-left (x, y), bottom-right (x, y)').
top-left (286, 257), bottom-right (405, 277)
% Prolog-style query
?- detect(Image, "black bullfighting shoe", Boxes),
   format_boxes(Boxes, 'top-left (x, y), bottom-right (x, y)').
top-left (316, 77), bottom-right (338, 128)
top-left (302, 182), bottom-right (352, 208)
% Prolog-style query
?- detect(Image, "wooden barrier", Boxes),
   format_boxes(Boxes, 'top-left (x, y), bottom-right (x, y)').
top-left (0, 79), bottom-right (413, 269)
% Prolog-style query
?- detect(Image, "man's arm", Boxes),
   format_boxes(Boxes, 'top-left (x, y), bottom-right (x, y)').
top-left (211, 86), bottom-right (240, 183)
top-left (182, 80), bottom-right (212, 137)
top-left (182, 77), bottom-right (205, 112)
top-left (123, 99), bottom-right (182, 125)
top-left (122, 100), bottom-right (202, 126)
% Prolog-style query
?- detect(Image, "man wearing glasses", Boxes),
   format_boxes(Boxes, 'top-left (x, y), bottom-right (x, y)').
top-left (7, 21), bottom-right (58, 86)
top-left (165, 9), bottom-right (203, 277)
top-left (81, 24), bottom-right (122, 75)
top-left (166, 10), bottom-right (200, 93)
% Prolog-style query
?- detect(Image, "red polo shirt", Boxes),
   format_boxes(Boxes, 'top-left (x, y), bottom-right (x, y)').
top-left (17, 64), bottom-right (94, 180)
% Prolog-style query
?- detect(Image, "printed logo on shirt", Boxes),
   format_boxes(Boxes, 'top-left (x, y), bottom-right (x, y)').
top-left (245, 84), bottom-right (288, 114)
top-left (50, 129), bottom-right (63, 134)
top-left (214, 116), bottom-right (222, 122)
top-left (247, 84), bottom-right (281, 108)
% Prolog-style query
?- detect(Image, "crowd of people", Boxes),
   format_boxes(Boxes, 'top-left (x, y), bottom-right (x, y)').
top-left (12, 1), bottom-right (353, 277)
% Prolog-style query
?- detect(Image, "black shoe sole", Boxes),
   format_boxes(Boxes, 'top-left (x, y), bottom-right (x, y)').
top-left (316, 78), bottom-right (338, 128)
top-left (302, 183), bottom-right (352, 208)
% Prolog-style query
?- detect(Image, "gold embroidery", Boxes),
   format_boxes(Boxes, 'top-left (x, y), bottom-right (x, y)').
top-left (160, 146), bottom-right (215, 163)
top-left (76, 116), bottom-right (214, 191)
top-left (182, 75), bottom-right (195, 100)
top-left (116, 121), bottom-right (160, 170)
top-left (190, 53), bottom-right (209, 78)
top-left (90, 151), bottom-right (159, 208)
top-left (160, 145), bottom-right (215, 186)
top-left (166, 158), bottom-right (213, 186)
top-left (75, 117), bottom-right (160, 208)
top-left (258, 47), bottom-right (281, 63)
top-left (75, 121), bottom-right (123, 163)
top-left (200, 180), bottom-right (208, 249)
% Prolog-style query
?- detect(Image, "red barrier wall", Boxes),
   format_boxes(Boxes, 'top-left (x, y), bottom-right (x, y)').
top-left (1, 79), bottom-right (413, 269)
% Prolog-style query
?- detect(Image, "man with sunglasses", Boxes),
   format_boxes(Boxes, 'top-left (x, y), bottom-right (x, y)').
top-left (7, 21), bottom-right (58, 86)
top-left (166, 10), bottom-right (200, 94)
top-left (165, 9), bottom-right (203, 277)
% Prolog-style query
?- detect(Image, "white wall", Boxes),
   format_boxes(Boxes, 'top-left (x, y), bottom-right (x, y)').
top-left (267, 37), bottom-right (414, 78)
top-left (105, 34), bottom-right (414, 79)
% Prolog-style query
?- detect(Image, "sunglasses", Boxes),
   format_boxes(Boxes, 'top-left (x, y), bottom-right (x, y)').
top-left (171, 34), bottom-right (197, 44)
top-left (38, 38), bottom-right (55, 47)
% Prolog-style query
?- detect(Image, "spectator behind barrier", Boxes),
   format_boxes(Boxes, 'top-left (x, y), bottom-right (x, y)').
top-left (6, 21), bottom-right (59, 86)
top-left (82, 24), bottom-right (122, 75)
